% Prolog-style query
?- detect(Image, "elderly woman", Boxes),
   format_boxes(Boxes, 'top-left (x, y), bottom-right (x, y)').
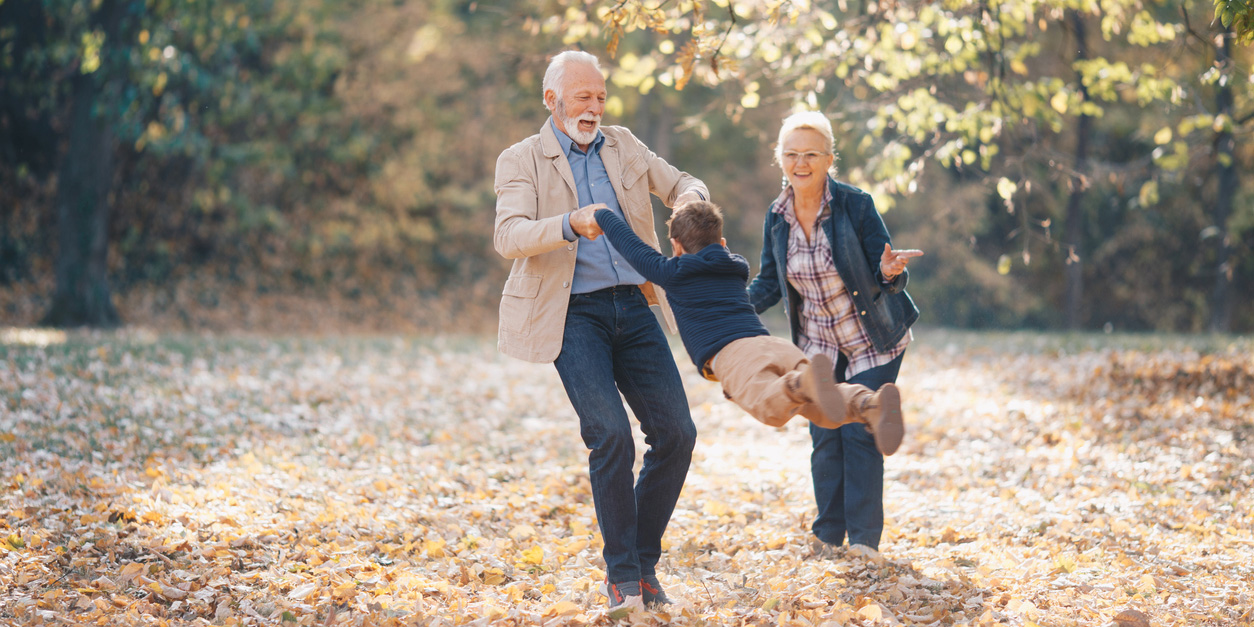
top-left (748, 110), bottom-right (922, 553)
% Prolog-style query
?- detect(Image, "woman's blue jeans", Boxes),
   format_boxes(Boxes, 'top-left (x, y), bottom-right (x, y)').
top-left (809, 351), bottom-right (904, 550)
top-left (553, 285), bottom-right (696, 584)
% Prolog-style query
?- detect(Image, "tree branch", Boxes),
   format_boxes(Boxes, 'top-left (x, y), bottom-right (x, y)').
top-left (708, 1), bottom-right (737, 70)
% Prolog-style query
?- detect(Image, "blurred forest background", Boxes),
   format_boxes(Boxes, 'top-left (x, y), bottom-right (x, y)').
top-left (2, 0), bottom-right (1253, 334)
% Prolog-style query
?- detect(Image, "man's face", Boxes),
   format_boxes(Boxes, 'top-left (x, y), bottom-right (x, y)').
top-left (547, 63), bottom-right (606, 148)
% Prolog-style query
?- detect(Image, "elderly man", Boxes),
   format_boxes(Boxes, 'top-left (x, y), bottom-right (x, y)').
top-left (493, 50), bottom-right (708, 611)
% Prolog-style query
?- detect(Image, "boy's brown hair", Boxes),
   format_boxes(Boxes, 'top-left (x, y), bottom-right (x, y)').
top-left (667, 200), bottom-right (724, 254)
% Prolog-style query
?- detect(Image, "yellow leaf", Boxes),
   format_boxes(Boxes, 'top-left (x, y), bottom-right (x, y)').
top-left (703, 500), bottom-right (730, 517)
top-left (1153, 127), bottom-right (1172, 144)
top-left (1138, 180), bottom-right (1159, 206)
top-left (483, 568), bottom-right (506, 585)
top-left (520, 545), bottom-right (544, 565)
top-left (117, 562), bottom-right (145, 582)
top-left (424, 538), bottom-right (445, 558)
top-left (741, 92), bottom-right (760, 109)
top-left (151, 582), bottom-right (188, 600)
top-left (333, 581), bottom-right (356, 599)
top-left (996, 177), bottom-right (1016, 201)
top-left (508, 524), bottom-right (536, 541)
top-left (288, 582), bottom-right (317, 600)
top-left (559, 538), bottom-right (589, 555)
top-left (858, 604), bottom-right (883, 621)
top-left (544, 601), bottom-right (580, 617)
top-left (997, 255), bottom-right (1012, 275)
top-left (1050, 90), bottom-right (1069, 114)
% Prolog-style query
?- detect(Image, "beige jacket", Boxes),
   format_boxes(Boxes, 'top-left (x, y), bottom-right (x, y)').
top-left (493, 120), bottom-right (709, 363)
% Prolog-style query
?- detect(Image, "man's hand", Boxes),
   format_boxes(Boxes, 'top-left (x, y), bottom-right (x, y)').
top-left (570, 204), bottom-right (607, 240)
top-left (880, 243), bottom-right (924, 280)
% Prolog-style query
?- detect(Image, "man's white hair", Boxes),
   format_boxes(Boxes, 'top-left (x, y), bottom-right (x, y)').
top-left (542, 50), bottom-right (602, 111)
top-left (775, 110), bottom-right (836, 166)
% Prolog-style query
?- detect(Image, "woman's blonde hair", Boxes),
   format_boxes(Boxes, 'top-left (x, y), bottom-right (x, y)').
top-left (774, 110), bottom-right (837, 173)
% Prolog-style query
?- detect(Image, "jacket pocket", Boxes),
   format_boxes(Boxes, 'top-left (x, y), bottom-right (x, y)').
top-left (621, 155), bottom-right (648, 189)
top-left (499, 274), bottom-right (542, 336)
top-left (619, 156), bottom-right (652, 223)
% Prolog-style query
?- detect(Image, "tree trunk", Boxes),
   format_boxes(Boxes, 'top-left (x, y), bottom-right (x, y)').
top-left (1063, 10), bottom-right (1091, 330)
top-left (41, 0), bottom-right (136, 328)
top-left (1209, 31), bottom-right (1236, 333)
top-left (43, 70), bottom-right (120, 327)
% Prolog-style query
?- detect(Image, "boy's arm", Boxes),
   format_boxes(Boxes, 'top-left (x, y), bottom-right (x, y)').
top-left (593, 209), bottom-right (677, 286)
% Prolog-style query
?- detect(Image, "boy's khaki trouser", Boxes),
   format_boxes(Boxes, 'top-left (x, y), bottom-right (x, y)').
top-left (708, 335), bottom-right (816, 427)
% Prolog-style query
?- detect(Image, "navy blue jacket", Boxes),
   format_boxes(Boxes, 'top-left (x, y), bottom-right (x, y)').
top-left (747, 177), bottom-right (919, 353)
top-left (594, 209), bottom-right (769, 370)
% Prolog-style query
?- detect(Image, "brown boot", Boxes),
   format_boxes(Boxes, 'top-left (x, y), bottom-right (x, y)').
top-left (850, 383), bottom-right (904, 456)
top-left (796, 353), bottom-right (848, 426)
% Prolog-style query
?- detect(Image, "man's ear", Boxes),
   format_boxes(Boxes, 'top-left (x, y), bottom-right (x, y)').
top-left (720, 237), bottom-right (727, 248)
top-left (543, 89), bottom-right (556, 111)
top-left (669, 237), bottom-right (685, 255)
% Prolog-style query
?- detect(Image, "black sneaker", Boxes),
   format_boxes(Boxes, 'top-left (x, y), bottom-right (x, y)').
top-left (598, 579), bottom-right (644, 612)
top-left (641, 575), bottom-right (672, 607)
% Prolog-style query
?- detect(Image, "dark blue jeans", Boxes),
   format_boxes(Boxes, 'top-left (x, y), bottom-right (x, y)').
top-left (809, 351), bottom-right (904, 550)
top-left (553, 285), bottom-right (696, 584)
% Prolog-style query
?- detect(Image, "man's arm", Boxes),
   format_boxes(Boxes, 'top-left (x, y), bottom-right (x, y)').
top-left (591, 209), bottom-right (677, 287)
top-left (493, 149), bottom-right (575, 259)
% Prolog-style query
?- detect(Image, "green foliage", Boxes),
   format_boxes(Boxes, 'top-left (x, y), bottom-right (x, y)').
top-left (3, 0), bottom-right (1253, 331)
top-left (549, 0), bottom-right (1254, 331)
top-left (1215, 0), bottom-right (1254, 43)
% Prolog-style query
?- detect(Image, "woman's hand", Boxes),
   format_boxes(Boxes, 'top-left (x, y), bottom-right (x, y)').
top-left (879, 243), bottom-right (924, 280)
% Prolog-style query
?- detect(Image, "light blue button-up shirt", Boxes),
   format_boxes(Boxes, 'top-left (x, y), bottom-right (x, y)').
top-left (553, 119), bottom-right (648, 294)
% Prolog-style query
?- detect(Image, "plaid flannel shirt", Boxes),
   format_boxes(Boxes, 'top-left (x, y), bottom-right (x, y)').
top-left (774, 186), bottom-right (910, 378)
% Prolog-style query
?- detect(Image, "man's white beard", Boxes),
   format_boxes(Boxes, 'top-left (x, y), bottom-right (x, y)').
top-left (556, 100), bottom-right (601, 146)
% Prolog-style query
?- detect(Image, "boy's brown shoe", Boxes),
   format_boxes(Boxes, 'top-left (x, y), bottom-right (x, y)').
top-left (798, 353), bottom-right (848, 425)
top-left (852, 383), bottom-right (904, 455)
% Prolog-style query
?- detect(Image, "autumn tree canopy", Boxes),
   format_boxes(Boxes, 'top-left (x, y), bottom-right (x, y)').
top-left (2, 0), bottom-right (1252, 332)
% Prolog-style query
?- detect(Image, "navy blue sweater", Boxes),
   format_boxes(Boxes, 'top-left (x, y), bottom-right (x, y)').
top-left (594, 209), bottom-right (769, 371)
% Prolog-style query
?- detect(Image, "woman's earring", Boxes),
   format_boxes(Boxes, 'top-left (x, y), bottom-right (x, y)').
top-left (781, 176), bottom-right (789, 189)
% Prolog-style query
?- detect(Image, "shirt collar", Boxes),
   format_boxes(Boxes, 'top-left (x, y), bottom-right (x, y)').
top-left (549, 117), bottom-right (605, 156)
top-left (772, 179), bottom-right (833, 218)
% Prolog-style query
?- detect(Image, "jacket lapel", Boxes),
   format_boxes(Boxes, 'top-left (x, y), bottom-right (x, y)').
top-left (600, 133), bottom-right (626, 222)
top-left (540, 119), bottom-right (578, 213)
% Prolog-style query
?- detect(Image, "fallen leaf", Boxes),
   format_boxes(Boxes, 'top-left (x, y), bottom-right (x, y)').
top-left (1113, 608), bottom-right (1151, 627)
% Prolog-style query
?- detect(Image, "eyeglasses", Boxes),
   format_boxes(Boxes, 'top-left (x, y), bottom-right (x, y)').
top-left (782, 151), bottom-right (831, 163)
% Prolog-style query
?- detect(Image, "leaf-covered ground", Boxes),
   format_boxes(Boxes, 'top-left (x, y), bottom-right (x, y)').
top-left (1, 328), bottom-right (1252, 626)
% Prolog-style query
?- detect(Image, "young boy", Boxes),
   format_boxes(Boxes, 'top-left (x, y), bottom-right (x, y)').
top-left (588, 201), bottom-right (904, 455)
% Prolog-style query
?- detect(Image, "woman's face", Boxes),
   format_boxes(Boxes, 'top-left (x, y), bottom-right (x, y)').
top-left (780, 128), bottom-right (834, 195)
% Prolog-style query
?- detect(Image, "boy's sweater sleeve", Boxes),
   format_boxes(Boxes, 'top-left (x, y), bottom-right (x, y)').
top-left (593, 209), bottom-right (676, 287)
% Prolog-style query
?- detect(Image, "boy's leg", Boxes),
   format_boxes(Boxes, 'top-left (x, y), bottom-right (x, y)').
top-left (851, 383), bottom-right (904, 456)
top-left (715, 336), bottom-right (874, 429)
top-left (711, 336), bottom-right (810, 427)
